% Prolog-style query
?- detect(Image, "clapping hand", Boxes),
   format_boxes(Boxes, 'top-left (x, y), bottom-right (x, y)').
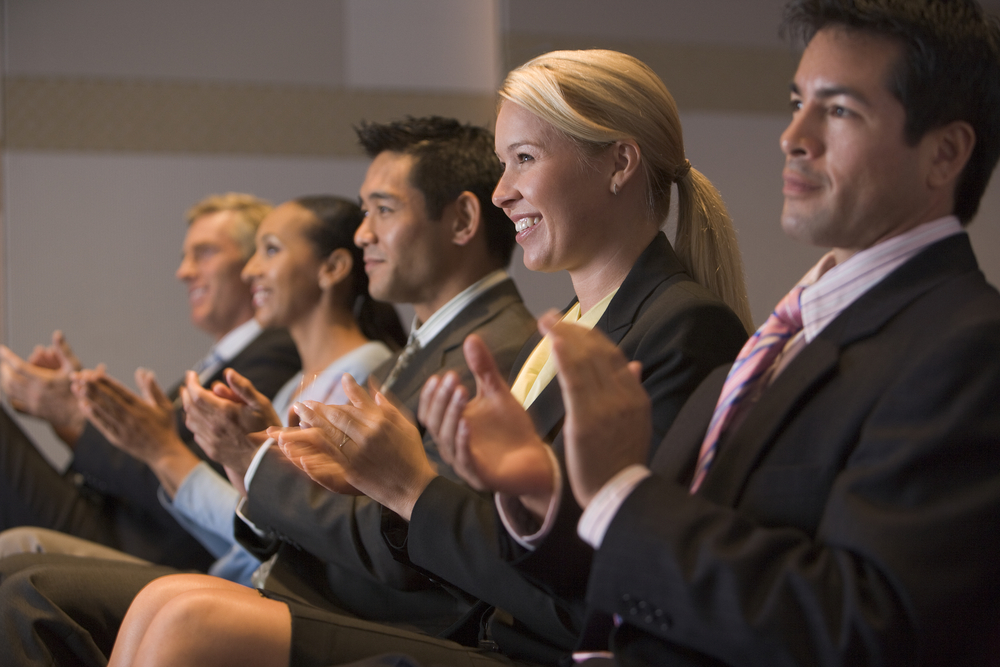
top-left (546, 313), bottom-right (649, 509)
top-left (180, 368), bottom-right (281, 477)
top-left (419, 333), bottom-right (555, 519)
top-left (1, 331), bottom-right (87, 445)
top-left (71, 366), bottom-right (181, 465)
top-left (273, 374), bottom-right (435, 521)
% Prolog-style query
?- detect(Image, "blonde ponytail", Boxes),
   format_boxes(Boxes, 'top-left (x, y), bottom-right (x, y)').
top-left (674, 169), bottom-right (754, 333)
top-left (501, 49), bottom-right (754, 331)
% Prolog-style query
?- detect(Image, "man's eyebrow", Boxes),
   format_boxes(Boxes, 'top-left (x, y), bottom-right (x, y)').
top-left (364, 192), bottom-right (400, 203)
top-left (789, 81), bottom-right (872, 106)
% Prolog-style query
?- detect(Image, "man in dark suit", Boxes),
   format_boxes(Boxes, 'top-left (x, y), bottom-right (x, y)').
top-left (0, 193), bottom-right (300, 571)
top-left (449, 1), bottom-right (1000, 665)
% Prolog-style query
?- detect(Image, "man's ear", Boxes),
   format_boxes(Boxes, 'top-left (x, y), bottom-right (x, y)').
top-left (318, 247), bottom-right (354, 291)
top-left (610, 139), bottom-right (643, 196)
top-left (450, 191), bottom-right (482, 247)
top-left (925, 120), bottom-right (976, 190)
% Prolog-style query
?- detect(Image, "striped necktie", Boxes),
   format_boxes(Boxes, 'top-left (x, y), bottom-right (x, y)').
top-left (380, 336), bottom-right (421, 394)
top-left (689, 285), bottom-right (804, 493)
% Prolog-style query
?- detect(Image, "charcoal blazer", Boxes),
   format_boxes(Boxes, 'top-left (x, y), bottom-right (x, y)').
top-left (527, 234), bottom-right (1000, 666)
top-left (393, 233), bottom-right (748, 661)
top-left (235, 278), bottom-right (537, 632)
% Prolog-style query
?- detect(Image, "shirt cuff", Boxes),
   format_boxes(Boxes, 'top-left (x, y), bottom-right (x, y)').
top-left (235, 496), bottom-right (268, 538)
top-left (495, 445), bottom-right (562, 551)
top-left (243, 438), bottom-right (274, 492)
top-left (577, 464), bottom-right (651, 549)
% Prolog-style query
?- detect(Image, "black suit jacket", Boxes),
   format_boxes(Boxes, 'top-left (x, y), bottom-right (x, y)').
top-left (394, 234), bottom-right (748, 660)
top-left (524, 234), bottom-right (1000, 666)
top-left (69, 326), bottom-right (300, 569)
top-left (235, 279), bottom-right (538, 632)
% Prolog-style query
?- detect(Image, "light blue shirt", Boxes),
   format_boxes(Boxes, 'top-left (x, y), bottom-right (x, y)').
top-left (158, 341), bottom-right (393, 584)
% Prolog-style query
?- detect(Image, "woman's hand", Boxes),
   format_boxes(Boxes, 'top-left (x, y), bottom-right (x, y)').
top-left (420, 333), bottom-right (556, 517)
top-left (181, 369), bottom-right (281, 477)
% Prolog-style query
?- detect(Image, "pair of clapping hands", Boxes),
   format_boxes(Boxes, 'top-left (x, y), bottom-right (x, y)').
top-left (1, 330), bottom-right (280, 498)
top-left (0, 331), bottom-right (88, 445)
top-left (274, 312), bottom-right (652, 523)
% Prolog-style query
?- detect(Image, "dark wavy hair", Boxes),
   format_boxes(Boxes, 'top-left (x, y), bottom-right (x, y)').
top-left (782, 0), bottom-right (1000, 224)
top-left (293, 195), bottom-right (406, 349)
top-left (355, 116), bottom-right (515, 265)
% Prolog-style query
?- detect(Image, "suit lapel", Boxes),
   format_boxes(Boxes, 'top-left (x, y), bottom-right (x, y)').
top-left (387, 280), bottom-right (524, 408)
top-left (526, 233), bottom-right (689, 449)
top-left (701, 338), bottom-right (839, 504)
top-left (700, 234), bottom-right (979, 504)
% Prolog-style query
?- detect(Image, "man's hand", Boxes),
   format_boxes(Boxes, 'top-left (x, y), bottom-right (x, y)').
top-left (272, 374), bottom-right (436, 521)
top-left (180, 368), bottom-right (281, 477)
top-left (1, 331), bottom-right (87, 445)
top-left (71, 367), bottom-right (185, 464)
top-left (419, 334), bottom-right (554, 515)
top-left (546, 312), bottom-right (649, 509)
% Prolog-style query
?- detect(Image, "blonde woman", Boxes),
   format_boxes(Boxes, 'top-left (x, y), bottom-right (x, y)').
top-left (107, 50), bottom-right (751, 667)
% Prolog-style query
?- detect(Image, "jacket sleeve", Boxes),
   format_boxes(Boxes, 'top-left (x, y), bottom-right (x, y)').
top-left (396, 299), bottom-right (747, 649)
top-left (586, 319), bottom-right (1000, 666)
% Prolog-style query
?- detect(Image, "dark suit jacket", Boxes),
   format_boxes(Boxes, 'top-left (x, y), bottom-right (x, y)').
top-left (68, 326), bottom-right (300, 569)
top-left (234, 278), bottom-right (538, 632)
top-left (522, 234), bottom-right (1000, 666)
top-left (392, 234), bottom-right (748, 661)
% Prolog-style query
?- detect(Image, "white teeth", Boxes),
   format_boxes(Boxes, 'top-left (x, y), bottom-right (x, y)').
top-left (515, 217), bottom-right (541, 232)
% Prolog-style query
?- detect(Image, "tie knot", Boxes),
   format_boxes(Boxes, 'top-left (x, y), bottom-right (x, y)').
top-left (773, 285), bottom-right (805, 331)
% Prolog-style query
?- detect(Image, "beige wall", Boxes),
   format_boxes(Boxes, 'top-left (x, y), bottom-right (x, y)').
top-left (3, 0), bottom-right (999, 465)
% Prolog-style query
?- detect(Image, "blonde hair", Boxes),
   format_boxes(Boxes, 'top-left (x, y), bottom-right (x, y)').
top-left (499, 50), bottom-right (753, 332)
top-left (185, 193), bottom-right (272, 261)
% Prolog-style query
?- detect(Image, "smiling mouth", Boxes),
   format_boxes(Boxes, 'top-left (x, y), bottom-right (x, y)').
top-left (514, 217), bottom-right (541, 232)
top-left (189, 286), bottom-right (208, 303)
top-left (251, 288), bottom-right (269, 308)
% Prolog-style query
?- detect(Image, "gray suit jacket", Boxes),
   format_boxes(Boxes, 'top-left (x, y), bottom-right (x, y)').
top-left (234, 278), bottom-right (537, 632)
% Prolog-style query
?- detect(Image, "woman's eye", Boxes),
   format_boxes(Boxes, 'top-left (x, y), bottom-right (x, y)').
top-left (517, 153), bottom-right (533, 163)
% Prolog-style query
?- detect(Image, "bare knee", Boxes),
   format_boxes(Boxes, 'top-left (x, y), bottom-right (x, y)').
top-left (133, 589), bottom-right (290, 667)
top-left (132, 573), bottom-right (243, 610)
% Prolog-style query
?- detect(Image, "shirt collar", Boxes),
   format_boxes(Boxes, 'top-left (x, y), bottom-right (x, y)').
top-left (212, 318), bottom-right (263, 362)
top-left (407, 269), bottom-right (509, 348)
top-left (799, 215), bottom-right (964, 342)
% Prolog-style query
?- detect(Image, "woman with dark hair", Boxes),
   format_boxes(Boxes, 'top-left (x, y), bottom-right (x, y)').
top-left (149, 195), bottom-right (404, 585)
top-left (61, 195), bottom-right (404, 588)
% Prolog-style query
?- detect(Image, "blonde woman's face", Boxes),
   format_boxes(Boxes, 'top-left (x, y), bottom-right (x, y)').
top-left (492, 103), bottom-right (616, 275)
